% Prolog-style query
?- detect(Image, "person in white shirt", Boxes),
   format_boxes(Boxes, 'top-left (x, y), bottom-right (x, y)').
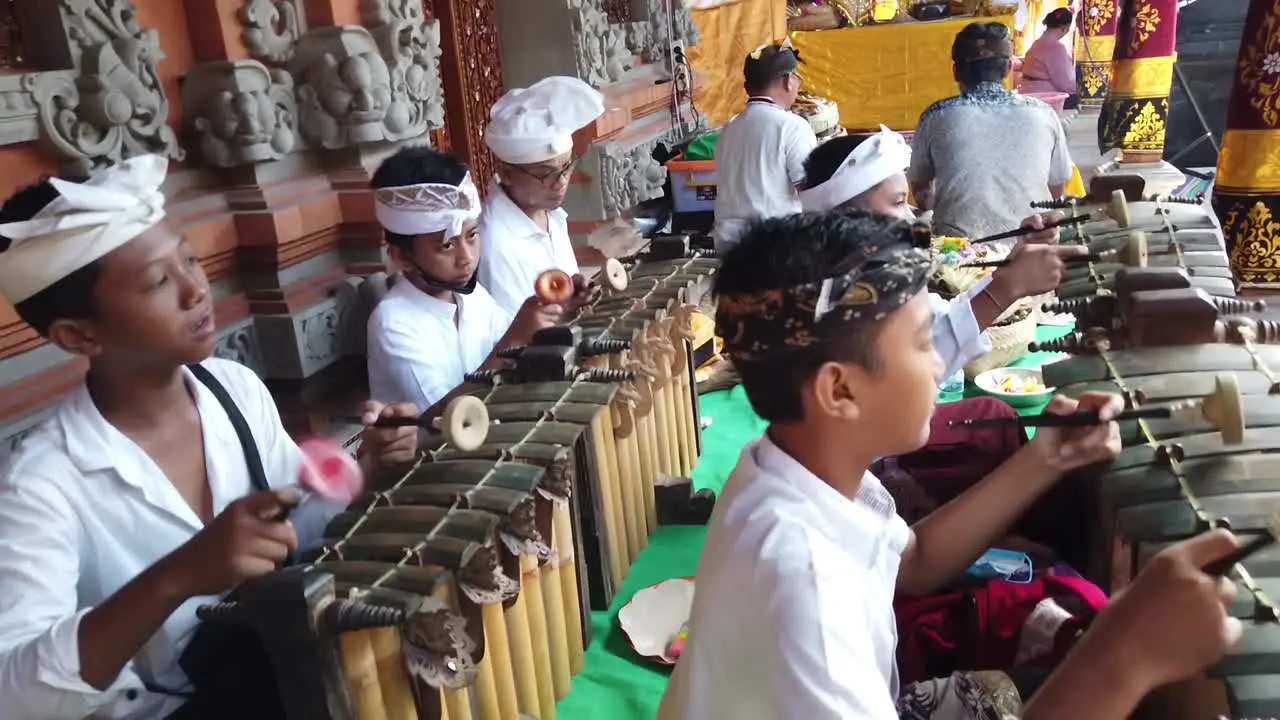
top-left (479, 76), bottom-right (603, 317)
top-left (711, 40), bottom-right (818, 251)
top-left (367, 145), bottom-right (560, 413)
top-left (659, 211), bottom-right (1244, 720)
top-left (0, 156), bottom-right (418, 720)
top-left (798, 127), bottom-right (1087, 378)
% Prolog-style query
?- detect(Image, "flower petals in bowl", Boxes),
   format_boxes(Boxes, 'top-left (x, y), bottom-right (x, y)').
top-left (974, 366), bottom-right (1054, 409)
top-left (617, 577), bottom-right (695, 665)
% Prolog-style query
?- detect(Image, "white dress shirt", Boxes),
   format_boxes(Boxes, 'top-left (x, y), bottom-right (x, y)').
top-left (478, 180), bottom-right (579, 318)
top-left (931, 276), bottom-right (994, 379)
top-left (0, 358), bottom-right (341, 720)
top-left (711, 100), bottom-right (818, 250)
top-left (658, 434), bottom-right (911, 720)
top-left (367, 277), bottom-right (512, 412)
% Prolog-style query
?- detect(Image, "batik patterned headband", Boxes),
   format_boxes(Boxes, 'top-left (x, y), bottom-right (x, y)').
top-left (716, 243), bottom-right (934, 362)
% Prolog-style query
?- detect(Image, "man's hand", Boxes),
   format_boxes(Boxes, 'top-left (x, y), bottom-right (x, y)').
top-left (508, 296), bottom-right (563, 344)
top-left (1091, 530), bottom-right (1243, 688)
top-left (569, 273), bottom-right (603, 311)
top-left (169, 491), bottom-right (299, 597)
top-left (1027, 391), bottom-right (1123, 473)
top-left (1019, 211), bottom-right (1066, 245)
top-left (990, 242), bottom-right (1090, 300)
top-left (360, 401), bottom-right (419, 466)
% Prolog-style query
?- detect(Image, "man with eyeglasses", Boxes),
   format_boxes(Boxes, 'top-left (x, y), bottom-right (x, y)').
top-left (711, 40), bottom-right (818, 252)
top-left (479, 76), bottom-right (604, 317)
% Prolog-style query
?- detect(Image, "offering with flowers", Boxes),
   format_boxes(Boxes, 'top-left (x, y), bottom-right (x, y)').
top-left (929, 236), bottom-right (1013, 296)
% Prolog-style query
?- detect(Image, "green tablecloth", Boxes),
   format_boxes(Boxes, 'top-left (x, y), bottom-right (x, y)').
top-left (556, 324), bottom-right (1072, 719)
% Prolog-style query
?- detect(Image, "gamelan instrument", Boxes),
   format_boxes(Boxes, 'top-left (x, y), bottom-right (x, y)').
top-left (1026, 219), bottom-right (1280, 717)
top-left (973, 190), bottom-right (1132, 245)
top-left (1035, 191), bottom-right (1235, 299)
top-left (186, 234), bottom-right (718, 720)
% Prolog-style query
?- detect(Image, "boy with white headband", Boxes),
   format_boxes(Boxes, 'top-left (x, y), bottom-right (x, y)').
top-left (0, 156), bottom-right (418, 719)
top-left (712, 40), bottom-right (818, 251)
top-left (367, 145), bottom-right (561, 413)
top-left (800, 128), bottom-right (1087, 378)
top-left (480, 76), bottom-right (604, 317)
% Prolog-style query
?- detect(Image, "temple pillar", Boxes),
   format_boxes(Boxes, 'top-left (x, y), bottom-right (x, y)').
top-left (1093, 0), bottom-right (1184, 195)
top-left (1214, 0), bottom-right (1280, 292)
top-left (1073, 0), bottom-right (1120, 108)
top-left (493, 0), bottom-right (705, 264)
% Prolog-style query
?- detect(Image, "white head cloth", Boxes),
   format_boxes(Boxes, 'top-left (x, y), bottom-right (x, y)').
top-left (484, 76), bottom-right (606, 165)
top-left (0, 154), bottom-right (168, 305)
top-left (374, 173), bottom-right (482, 239)
top-left (799, 126), bottom-right (912, 212)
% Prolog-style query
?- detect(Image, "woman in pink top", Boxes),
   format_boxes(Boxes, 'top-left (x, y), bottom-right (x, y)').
top-left (1021, 8), bottom-right (1078, 107)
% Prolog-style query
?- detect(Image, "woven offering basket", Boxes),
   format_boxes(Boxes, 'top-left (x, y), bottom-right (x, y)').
top-left (964, 300), bottom-right (1038, 378)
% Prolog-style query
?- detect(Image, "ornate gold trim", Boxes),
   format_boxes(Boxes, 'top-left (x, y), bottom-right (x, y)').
top-left (1110, 54), bottom-right (1176, 98)
top-left (1216, 129), bottom-right (1280, 194)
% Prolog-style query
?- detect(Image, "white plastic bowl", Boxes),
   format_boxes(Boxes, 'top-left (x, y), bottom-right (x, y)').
top-left (974, 366), bottom-right (1055, 409)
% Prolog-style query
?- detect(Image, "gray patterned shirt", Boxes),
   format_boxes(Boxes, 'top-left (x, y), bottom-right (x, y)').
top-left (908, 82), bottom-right (1073, 239)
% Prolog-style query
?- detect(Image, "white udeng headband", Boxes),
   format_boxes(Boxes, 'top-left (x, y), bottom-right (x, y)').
top-left (799, 126), bottom-right (912, 212)
top-left (0, 154), bottom-right (168, 305)
top-left (373, 173), bottom-right (482, 239)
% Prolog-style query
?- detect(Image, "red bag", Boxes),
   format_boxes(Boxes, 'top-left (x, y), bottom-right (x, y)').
top-left (894, 575), bottom-right (1108, 685)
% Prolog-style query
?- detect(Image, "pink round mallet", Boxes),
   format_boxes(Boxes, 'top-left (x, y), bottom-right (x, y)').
top-left (297, 437), bottom-right (365, 504)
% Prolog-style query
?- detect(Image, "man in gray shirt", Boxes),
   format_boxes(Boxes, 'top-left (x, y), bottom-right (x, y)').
top-left (909, 22), bottom-right (1073, 239)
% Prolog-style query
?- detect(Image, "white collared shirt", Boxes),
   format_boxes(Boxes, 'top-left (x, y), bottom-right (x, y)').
top-left (931, 277), bottom-right (994, 378)
top-left (478, 180), bottom-right (579, 317)
top-left (658, 434), bottom-right (910, 720)
top-left (0, 358), bottom-right (341, 720)
top-left (366, 277), bottom-right (512, 412)
top-left (711, 101), bottom-right (818, 250)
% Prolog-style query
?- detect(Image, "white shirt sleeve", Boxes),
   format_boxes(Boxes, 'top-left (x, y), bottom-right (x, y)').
top-left (930, 275), bottom-right (994, 378)
top-left (368, 320), bottom-right (458, 416)
top-left (1048, 114), bottom-right (1074, 186)
top-left (761, 538), bottom-right (901, 720)
top-left (0, 475), bottom-right (146, 719)
top-left (784, 118), bottom-right (819, 186)
top-left (478, 248), bottom-right (530, 319)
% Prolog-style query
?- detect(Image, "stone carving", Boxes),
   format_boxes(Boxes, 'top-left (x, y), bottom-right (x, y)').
top-left (239, 0), bottom-right (303, 65)
top-left (291, 23), bottom-right (442, 150)
top-left (570, 1), bottom-right (633, 86)
top-left (214, 320), bottom-right (264, 376)
top-left (183, 60), bottom-right (298, 167)
top-left (360, 0), bottom-right (446, 131)
top-left (641, 0), bottom-right (699, 77)
top-left (599, 138), bottom-right (667, 217)
top-left (24, 0), bottom-right (182, 174)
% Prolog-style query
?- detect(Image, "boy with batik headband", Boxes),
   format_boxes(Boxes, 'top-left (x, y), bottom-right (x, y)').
top-left (659, 211), bottom-right (1244, 720)
top-left (480, 76), bottom-right (604, 317)
top-left (0, 155), bottom-right (418, 718)
top-left (367, 145), bottom-right (560, 413)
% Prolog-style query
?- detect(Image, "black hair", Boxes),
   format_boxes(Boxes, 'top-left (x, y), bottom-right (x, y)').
top-left (802, 134), bottom-right (871, 189)
top-left (744, 46), bottom-right (799, 96)
top-left (0, 178), bottom-right (99, 336)
top-left (1043, 8), bottom-right (1073, 28)
top-left (370, 145), bottom-right (470, 249)
top-left (953, 22), bottom-right (1013, 88)
top-left (714, 211), bottom-right (915, 423)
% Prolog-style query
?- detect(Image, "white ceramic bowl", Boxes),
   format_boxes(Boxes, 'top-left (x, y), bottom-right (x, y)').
top-left (974, 366), bottom-right (1054, 409)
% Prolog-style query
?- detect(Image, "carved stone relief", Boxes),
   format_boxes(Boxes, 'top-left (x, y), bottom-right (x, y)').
top-left (22, 0), bottom-right (183, 174)
top-left (598, 119), bottom-right (702, 217)
top-left (570, 1), bottom-right (634, 87)
top-left (183, 61), bottom-right (297, 167)
top-left (240, 0), bottom-right (303, 66)
top-left (213, 318), bottom-right (264, 377)
top-left (360, 0), bottom-right (445, 131)
top-left (255, 276), bottom-right (368, 380)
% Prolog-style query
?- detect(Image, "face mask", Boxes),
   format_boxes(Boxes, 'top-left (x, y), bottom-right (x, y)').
top-left (408, 259), bottom-right (479, 295)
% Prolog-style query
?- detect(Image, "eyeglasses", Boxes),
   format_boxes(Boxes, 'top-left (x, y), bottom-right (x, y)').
top-left (510, 157), bottom-right (580, 187)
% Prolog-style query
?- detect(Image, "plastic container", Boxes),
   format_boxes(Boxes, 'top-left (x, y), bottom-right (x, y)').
top-left (666, 154), bottom-right (718, 215)
top-left (1024, 91), bottom-right (1069, 114)
top-left (973, 366), bottom-right (1054, 409)
top-left (939, 367), bottom-right (966, 395)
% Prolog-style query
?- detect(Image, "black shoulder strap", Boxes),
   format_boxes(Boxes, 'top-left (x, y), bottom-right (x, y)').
top-left (188, 363), bottom-right (271, 493)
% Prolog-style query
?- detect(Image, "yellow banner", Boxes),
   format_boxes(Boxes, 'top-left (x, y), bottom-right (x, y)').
top-left (1074, 34), bottom-right (1116, 62)
top-left (1110, 54), bottom-right (1176, 98)
top-left (1217, 129), bottom-right (1280, 194)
